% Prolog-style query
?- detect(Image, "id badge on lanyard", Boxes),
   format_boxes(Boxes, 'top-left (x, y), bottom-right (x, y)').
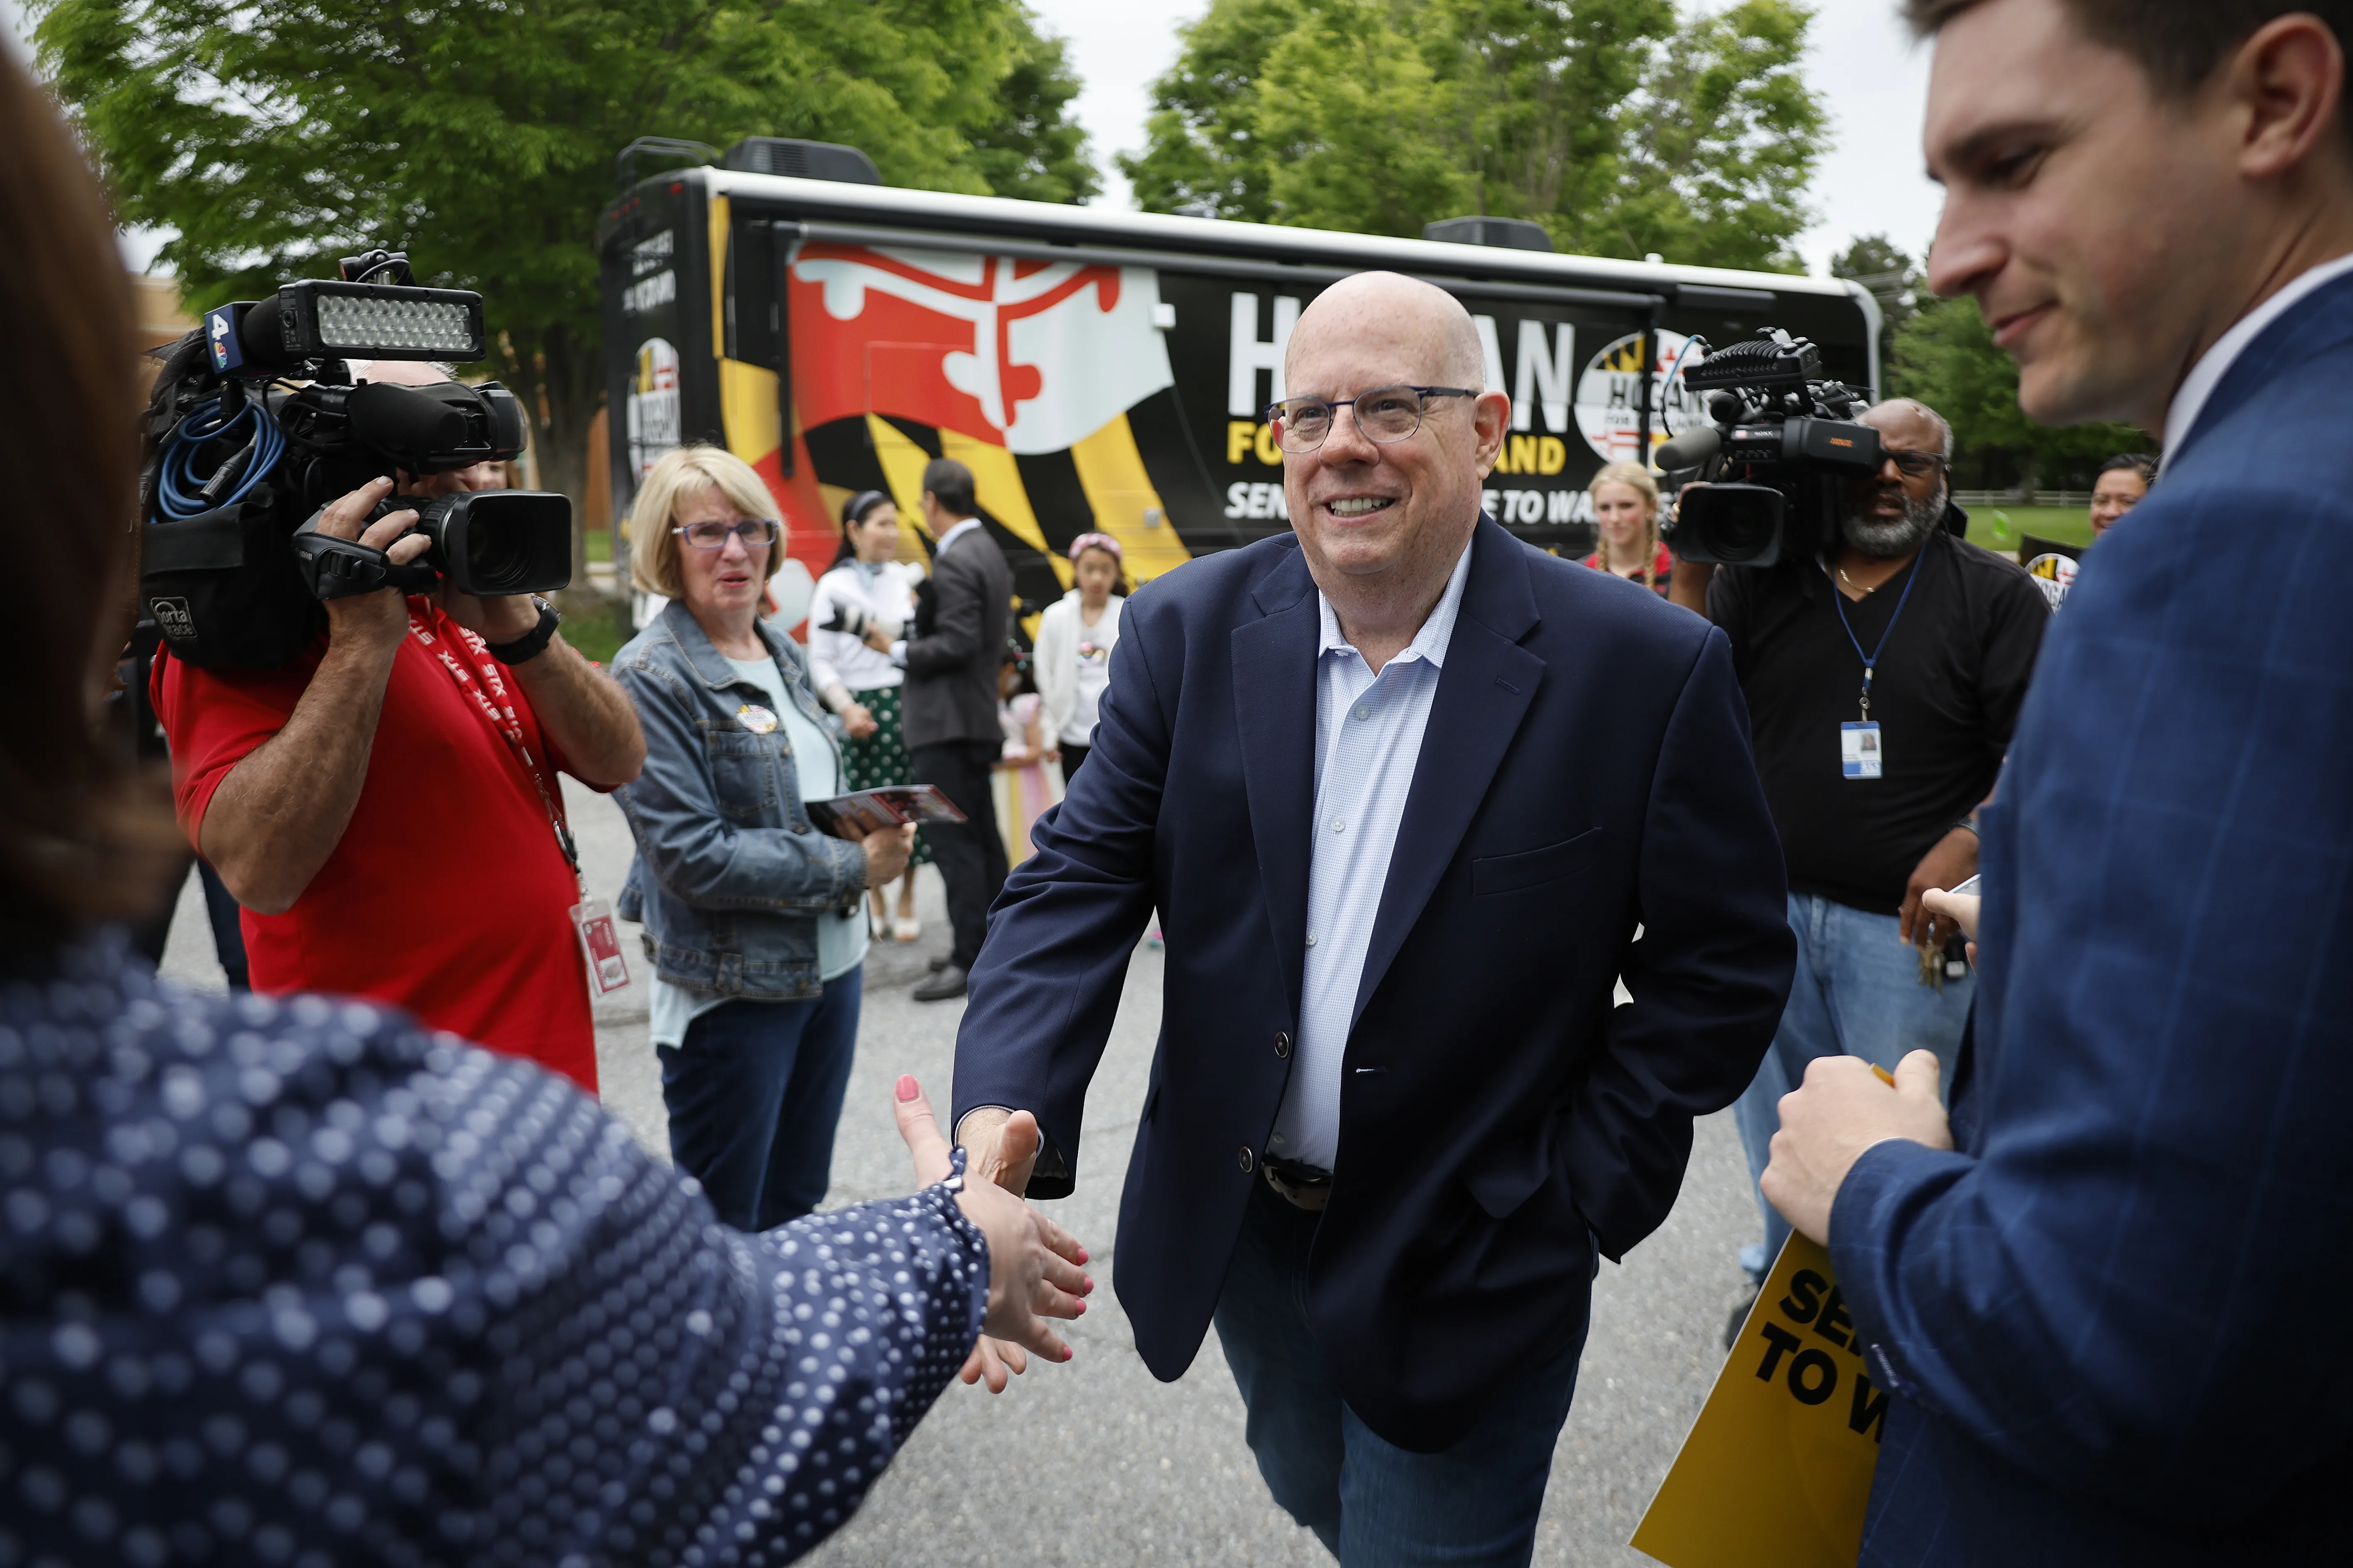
top-left (571, 895), bottom-right (631, 994)
top-left (1841, 721), bottom-right (1885, 779)
top-left (1829, 553), bottom-right (1923, 785)
top-left (411, 613), bottom-right (632, 997)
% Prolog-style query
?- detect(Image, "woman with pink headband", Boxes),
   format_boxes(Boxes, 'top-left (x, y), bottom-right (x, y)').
top-left (1033, 532), bottom-right (1129, 781)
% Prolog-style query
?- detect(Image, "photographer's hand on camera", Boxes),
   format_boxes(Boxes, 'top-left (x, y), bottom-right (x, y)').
top-left (197, 463), bottom-right (644, 916)
top-left (319, 476), bottom-right (431, 651)
top-left (200, 476), bottom-right (438, 914)
top-left (1664, 487), bottom-right (1716, 615)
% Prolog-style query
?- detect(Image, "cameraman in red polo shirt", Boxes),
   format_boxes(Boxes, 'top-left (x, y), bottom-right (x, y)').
top-left (152, 361), bottom-right (646, 1089)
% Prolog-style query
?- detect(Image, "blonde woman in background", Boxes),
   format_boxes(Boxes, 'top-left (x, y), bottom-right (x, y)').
top-left (611, 443), bottom-right (912, 1232)
top-left (1581, 460), bottom-right (1673, 596)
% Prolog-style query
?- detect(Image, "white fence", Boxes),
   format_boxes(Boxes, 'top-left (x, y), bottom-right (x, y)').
top-left (1953, 490), bottom-right (2092, 509)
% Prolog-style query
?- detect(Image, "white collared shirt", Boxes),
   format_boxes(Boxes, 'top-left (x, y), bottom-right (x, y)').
top-left (2163, 250), bottom-right (2353, 470)
top-left (1266, 536), bottom-right (1476, 1172)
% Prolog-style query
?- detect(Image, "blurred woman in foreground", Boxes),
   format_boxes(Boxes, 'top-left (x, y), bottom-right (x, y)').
top-left (0, 53), bottom-right (1084, 1566)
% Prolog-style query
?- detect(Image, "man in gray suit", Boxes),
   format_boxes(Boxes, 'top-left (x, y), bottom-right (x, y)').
top-left (900, 458), bottom-right (1014, 1001)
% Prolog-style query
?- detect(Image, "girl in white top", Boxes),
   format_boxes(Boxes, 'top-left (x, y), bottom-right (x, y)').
top-left (807, 490), bottom-right (931, 941)
top-left (1032, 532), bottom-right (1127, 781)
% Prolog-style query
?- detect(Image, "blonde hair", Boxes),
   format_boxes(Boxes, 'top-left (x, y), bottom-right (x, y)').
top-left (627, 444), bottom-right (783, 598)
top-left (1588, 461), bottom-right (1663, 591)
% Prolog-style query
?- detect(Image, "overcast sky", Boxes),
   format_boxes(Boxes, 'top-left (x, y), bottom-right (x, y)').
top-left (5, 0), bottom-right (1945, 279)
top-left (1028, 0), bottom-right (1945, 277)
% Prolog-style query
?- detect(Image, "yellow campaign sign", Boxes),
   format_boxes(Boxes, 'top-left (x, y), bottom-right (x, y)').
top-left (1631, 1232), bottom-right (1887, 1568)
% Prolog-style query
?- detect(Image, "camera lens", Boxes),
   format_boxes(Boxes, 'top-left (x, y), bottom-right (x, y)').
top-left (437, 491), bottom-right (573, 598)
top-left (1712, 504), bottom-right (1778, 564)
top-left (466, 515), bottom-right (532, 593)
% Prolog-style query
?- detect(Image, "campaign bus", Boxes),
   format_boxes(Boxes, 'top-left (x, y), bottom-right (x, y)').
top-left (596, 138), bottom-right (1882, 613)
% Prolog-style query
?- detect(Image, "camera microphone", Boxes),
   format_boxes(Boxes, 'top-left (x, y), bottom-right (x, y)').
top-left (1654, 426), bottom-right (1722, 472)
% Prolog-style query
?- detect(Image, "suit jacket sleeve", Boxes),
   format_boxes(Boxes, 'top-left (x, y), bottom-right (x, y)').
top-left (950, 593), bottom-right (1169, 1195)
top-left (1828, 480), bottom-right (2353, 1517)
top-left (903, 547), bottom-right (986, 679)
top-left (1566, 624), bottom-right (1795, 1258)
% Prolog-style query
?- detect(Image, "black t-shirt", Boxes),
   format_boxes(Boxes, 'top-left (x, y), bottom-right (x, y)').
top-left (1708, 530), bottom-right (2050, 915)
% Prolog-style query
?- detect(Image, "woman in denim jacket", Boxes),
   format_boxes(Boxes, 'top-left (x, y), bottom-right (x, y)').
top-left (612, 445), bottom-right (916, 1230)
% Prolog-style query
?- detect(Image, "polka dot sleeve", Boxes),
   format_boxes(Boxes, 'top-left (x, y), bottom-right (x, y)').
top-left (0, 935), bottom-right (991, 1567)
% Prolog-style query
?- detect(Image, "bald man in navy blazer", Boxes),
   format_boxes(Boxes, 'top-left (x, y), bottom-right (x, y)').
top-left (953, 272), bottom-right (1794, 1566)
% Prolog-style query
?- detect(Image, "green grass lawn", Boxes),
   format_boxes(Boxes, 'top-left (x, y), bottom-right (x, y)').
top-left (1964, 503), bottom-right (2094, 555)
top-left (558, 594), bottom-right (634, 666)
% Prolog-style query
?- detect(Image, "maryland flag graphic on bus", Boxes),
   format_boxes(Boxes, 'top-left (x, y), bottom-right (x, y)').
top-left (743, 241), bottom-right (1197, 605)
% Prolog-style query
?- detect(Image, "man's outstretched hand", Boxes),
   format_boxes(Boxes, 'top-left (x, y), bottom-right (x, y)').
top-left (894, 1079), bottom-right (1090, 1381)
top-left (954, 1103), bottom-right (1043, 1196)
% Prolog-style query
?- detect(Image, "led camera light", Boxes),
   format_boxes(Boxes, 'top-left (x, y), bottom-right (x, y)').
top-left (253, 279), bottom-right (488, 365)
top-left (314, 293), bottom-right (475, 354)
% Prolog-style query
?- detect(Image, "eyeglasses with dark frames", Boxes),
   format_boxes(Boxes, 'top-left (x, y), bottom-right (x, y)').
top-left (1882, 451), bottom-right (1949, 478)
top-left (1265, 385), bottom-right (1476, 453)
top-left (674, 518), bottom-right (782, 549)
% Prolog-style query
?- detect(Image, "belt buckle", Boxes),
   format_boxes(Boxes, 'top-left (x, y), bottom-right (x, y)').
top-left (1262, 1160), bottom-right (1332, 1212)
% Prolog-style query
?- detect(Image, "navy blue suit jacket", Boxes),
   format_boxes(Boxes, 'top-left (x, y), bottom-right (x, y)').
top-left (953, 518), bottom-right (1794, 1450)
top-left (1832, 277), bottom-right (2353, 1561)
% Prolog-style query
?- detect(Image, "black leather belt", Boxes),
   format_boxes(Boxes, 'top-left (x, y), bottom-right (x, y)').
top-left (1262, 1155), bottom-right (1333, 1212)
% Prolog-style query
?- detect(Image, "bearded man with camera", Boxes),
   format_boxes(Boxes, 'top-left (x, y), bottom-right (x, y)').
top-left (1667, 396), bottom-right (2048, 1319)
top-left (151, 357), bottom-right (645, 1088)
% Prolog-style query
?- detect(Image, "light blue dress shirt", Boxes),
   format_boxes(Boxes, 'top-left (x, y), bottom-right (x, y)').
top-left (1266, 537), bottom-right (1475, 1172)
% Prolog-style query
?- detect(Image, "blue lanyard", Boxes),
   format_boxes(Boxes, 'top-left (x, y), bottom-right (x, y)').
top-left (1826, 550), bottom-right (1924, 721)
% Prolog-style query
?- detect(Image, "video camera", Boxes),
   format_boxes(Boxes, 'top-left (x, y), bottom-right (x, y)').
top-left (1655, 330), bottom-right (1884, 568)
top-left (140, 250), bottom-right (573, 669)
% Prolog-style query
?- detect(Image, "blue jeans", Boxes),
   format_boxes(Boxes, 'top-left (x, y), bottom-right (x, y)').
top-left (657, 969), bottom-right (861, 1232)
top-left (1212, 1179), bottom-right (1587, 1567)
top-left (1734, 893), bottom-right (1973, 1277)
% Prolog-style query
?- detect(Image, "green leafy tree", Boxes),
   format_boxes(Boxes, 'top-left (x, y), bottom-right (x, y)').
top-left (1889, 294), bottom-right (2147, 490)
top-left (1122, 0), bottom-right (1824, 273)
top-left (1120, 0), bottom-right (1298, 221)
top-left (30, 0), bottom-right (1094, 520)
top-left (968, 20), bottom-right (1101, 205)
top-left (1253, 0), bottom-right (1478, 237)
top-left (1594, 0), bottom-right (1822, 269)
top-left (1831, 233), bottom-right (1921, 334)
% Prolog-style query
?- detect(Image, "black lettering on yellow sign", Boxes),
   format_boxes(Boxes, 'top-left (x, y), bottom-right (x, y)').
top-left (1788, 1350), bottom-right (1838, 1405)
top-left (1755, 1321), bottom-right (1799, 1379)
top-left (1813, 1285), bottom-right (1853, 1349)
top-left (1780, 1269), bottom-right (1828, 1324)
top-left (1754, 1269), bottom-right (1887, 1444)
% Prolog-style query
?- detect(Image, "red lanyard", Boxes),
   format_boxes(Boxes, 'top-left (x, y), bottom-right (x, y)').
top-left (407, 609), bottom-right (582, 877)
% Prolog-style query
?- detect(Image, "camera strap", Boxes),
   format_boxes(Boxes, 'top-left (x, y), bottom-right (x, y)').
top-left (407, 610), bottom-right (582, 885)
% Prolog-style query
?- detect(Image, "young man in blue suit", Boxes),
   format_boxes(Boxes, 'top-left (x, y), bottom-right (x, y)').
top-left (951, 271), bottom-right (1796, 1564)
top-left (1766, 2), bottom-right (2353, 1561)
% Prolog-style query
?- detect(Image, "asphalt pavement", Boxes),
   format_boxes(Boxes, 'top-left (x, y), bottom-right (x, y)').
top-left (156, 779), bottom-right (1766, 1568)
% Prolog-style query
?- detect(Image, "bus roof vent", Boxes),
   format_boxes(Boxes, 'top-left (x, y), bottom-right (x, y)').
top-left (720, 138), bottom-right (882, 185)
top-left (1422, 216), bottom-right (1552, 252)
